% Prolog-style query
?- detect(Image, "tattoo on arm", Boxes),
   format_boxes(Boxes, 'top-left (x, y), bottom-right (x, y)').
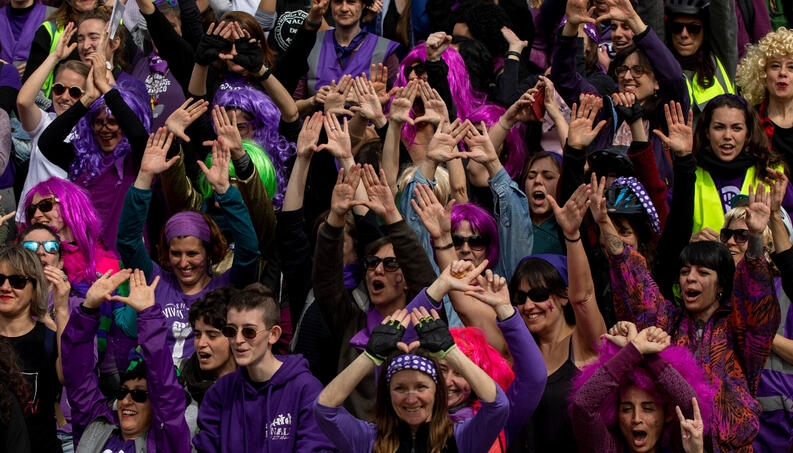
top-left (604, 233), bottom-right (625, 256)
top-left (746, 235), bottom-right (764, 259)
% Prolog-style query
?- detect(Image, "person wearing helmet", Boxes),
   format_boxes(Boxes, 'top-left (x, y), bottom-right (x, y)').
top-left (664, 0), bottom-right (738, 116)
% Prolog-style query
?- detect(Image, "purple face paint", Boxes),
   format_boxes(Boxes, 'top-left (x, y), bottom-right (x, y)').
top-left (394, 273), bottom-right (404, 290)
top-left (546, 301), bottom-right (554, 312)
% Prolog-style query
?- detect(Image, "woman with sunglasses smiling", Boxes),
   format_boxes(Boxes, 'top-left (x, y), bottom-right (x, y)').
top-left (61, 268), bottom-right (192, 452)
top-left (0, 245), bottom-right (64, 452)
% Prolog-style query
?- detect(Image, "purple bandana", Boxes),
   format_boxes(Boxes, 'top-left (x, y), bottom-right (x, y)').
top-left (165, 211), bottom-right (211, 243)
top-left (611, 176), bottom-right (661, 233)
top-left (386, 354), bottom-right (438, 384)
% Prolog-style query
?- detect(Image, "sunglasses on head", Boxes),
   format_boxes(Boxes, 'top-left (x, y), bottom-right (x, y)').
top-left (51, 83), bottom-right (85, 99)
top-left (670, 22), bottom-right (703, 35)
top-left (117, 387), bottom-right (149, 403)
top-left (22, 241), bottom-right (60, 255)
top-left (0, 273), bottom-right (32, 290)
top-left (451, 234), bottom-right (489, 251)
top-left (513, 287), bottom-right (551, 306)
top-left (25, 197), bottom-right (60, 221)
top-left (720, 228), bottom-right (749, 244)
top-left (221, 325), bottom-right (268, 340)
top-left (363, 255), bottom-right (401, 272)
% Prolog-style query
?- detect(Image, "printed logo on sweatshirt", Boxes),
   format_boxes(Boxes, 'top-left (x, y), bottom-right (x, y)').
top-left (268, 412), bottom-right (293, 441)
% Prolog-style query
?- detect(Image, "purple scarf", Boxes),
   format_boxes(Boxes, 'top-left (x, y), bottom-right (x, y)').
top-left (0, 3), bottom-right (47, 63)
top-left (332, 31), bottom-right (367, 68)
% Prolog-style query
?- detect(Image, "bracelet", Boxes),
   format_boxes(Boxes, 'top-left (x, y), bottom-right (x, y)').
top-left (506, 50), bottom-right (522, 60)
top-left (79, 303), bottom-right (100, 315)
top-left (498, 118), bottom-right (512, 131)
top-left (433, 242), bottom-right (454, 250)
top-left (564, 234), bottom-right (582, 242)
top-left (255, 67), bottom-right (272, 82)
top-left (305, 18), bottom-right (322, 28)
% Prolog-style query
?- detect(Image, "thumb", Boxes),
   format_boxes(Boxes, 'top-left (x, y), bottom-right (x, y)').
top-left (196, 160), bottom-right (210, 174)
top-left (175, 130), bottom-right (190, 142)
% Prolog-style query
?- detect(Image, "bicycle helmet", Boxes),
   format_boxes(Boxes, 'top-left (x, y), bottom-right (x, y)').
top-left (587, 145), bottom-right (634, 178)
top-left (664, 0), bottom-right (709, 16)
top-left (605, 177), bottom-right (661, 233)
top-left (199, 139), bottom-right (277, 201)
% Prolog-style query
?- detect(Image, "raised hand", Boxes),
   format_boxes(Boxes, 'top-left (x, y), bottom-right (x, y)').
top-left (108, 269), bottom-right (160, 312)
top-left (425, 31), bottom-right (452, 62)
top-left (324, 76), bottom-right (354, 116)
top-left (318, 113), bottom-right (352, 161)
top-left (565, 0), bottom-right (596, 26)
top-left (296, 111), bottom-right (324, 160)
top-left (501, 26), bottom-right (528, 52)
top-left (197, 137), bottom-right (232, 195)
top-left (369, 63), bottom-right (396, 105)
top-left (604, 320), bottom-right (638, 347)
top-left (330, 165), bottom-right (365, 218)
top-left (210, 105), bottom-right (244, 158)
top-left (229, 22), bottom-right (264, 74)
top-left (86, 52), bottom-right (111, 93)
top-left (139, 128), bottom-right (178, 176)
top-left (195, 21), bottom-right (232, 65)
top-left (426, 119), bottom-right (467, 162)
top-left (82, 67), bottom-right (100, 106)
top-left (766, 168), bottom-right (789, 213)
top-left (350, 73), bottom-right (384, 122)
top-left (361, 164), bottom-right (401, 223)
top-left (84, 268), bottom-right (133, 309)
top-left (464, 121), bottom-right (499, 165)
top-left (411, 183), bottom-right (455, 239)
top-left (567, 93), bottom-right (608, 149)
top-left (631, 326), bottom-right (671, 354)
top-left (389, 80), bottom-right (419, 125)
top-left (689, 227), bottom-right (720, 243)
top-left (165, 98), bottom-right (209, 143)
top-left (314, 84), bottom-right (332, 106)
top-left (362, 0), bottom-right (383, 23)
top-left (43, 265), bottom-right (71, 310)
top-left (436, 259), bottom-right (489, 294)
top-left (588, 173), bottom-right (610, 225)
top-left (502, 87), bottom-right (539, 126)
top-left (411, 306), bottom-right (457, 358)
top-left (677, 398), bottom-right (705, 453)
top-left (548, 183), bottom-right (590, 238)
top-left (653, 101), bottom-right (693, 157)
top-left (54, 22), bottom-right (77, 61)
top-left (465, 269), bottom-right (516, 320)
top-left (612, 91), bottom-right (643, 125)
top-left (414, 81), bottom-right (448, 126)
top-left (595, 0), bottom-right (644, 32)
top-left (307, 0), bottom-right (330, 24)
top-left (746, 184), bottom-right (771, 236)
top-left (364, 308), bottom-right (410, 365)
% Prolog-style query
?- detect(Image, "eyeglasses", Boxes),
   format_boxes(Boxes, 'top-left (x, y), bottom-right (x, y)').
top-left (720, 228), bottom-right (749, 244)
top-left (25, 197), bottom-right (60, 221)
top-left (404, 62), bottom-right (427, 80)
top-left (0, 273), bottom-right (33, 290)
top-left (512, 287), bottom-right (551, 306)
top-left (92, 117), bottom-right (119, 131)
top-left (451, 234), bottom-right (489, 251)
top-left (235, 121), bottom-right (254, 136)
top-left (221, 325), bottom-right (269, 340)
top-left (615, 65), bottom-right (649, 78)
top-left (363, 255), bottom-right (401, 272)
top-left (116, 387), bottom-right (149, 403)
top-left (51, 83), bottom-right (85, 100)
top-left (670, 22), bottom-right (703, 35)
top-left (22, 241), bottom-right (60, 255)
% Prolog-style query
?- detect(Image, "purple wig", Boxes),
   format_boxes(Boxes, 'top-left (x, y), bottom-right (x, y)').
top-left (450, 203), bottom-right (499, 269)
top-left (570, 340), bottom-right (716, 445)
top-left (395, 43), bottom-right (487, 147)
top-left (70, 78), bottom-right (151, 186)
top-left (22, 177), bottom-right (104, 282)
top-left (467, 104), bottom-right (528, 179)
top-left (213, 84), bottom-right (295, 208)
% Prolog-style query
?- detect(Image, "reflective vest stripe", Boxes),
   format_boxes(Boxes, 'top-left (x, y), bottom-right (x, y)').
top-left (41, 20), bottom-right (63, 97)
top-left (685, 56), bottom-right (735, 112)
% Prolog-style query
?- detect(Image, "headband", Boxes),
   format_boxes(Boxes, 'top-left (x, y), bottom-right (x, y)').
top-left (611, 176), bottom-right (662, 233)
top-left (518, 254), bottom-right (569, 285)
top-left (165, 212), bottom-right (211, 243)
top-left (386, 354), bottom-right (438, 384)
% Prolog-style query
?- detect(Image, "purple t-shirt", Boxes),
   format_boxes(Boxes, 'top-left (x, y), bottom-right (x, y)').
top-left (710, 172), bottom-right (793, 216)
top-left (102, 434), bottom-right (136, 452)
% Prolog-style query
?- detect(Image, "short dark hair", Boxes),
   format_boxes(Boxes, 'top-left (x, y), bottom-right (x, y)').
top-left (227, 283), bottom-right (280, 328)
top-left (188, 286), bottom-right (238, 330)
top-left (509, 258), bottom-right (575, 325)
top-left (679, 241), bottom-right (735, 305)
top-left (18, 223), bottom-right (62, 259)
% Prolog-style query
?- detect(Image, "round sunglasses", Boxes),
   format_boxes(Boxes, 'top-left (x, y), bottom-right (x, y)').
top-left (22, 240), bottom-right (60, 255)
top-left (51, 83), bottom-right (85, 100)
top-left (221, 325), bottom-right (269, 340)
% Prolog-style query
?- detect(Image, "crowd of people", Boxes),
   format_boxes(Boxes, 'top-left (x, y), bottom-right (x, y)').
top-left (0, 0), bottom-right (793, 451)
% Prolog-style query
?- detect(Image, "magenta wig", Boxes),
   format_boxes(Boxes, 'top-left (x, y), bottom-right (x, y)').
top-left (570, 340), bottom-right (716, 443)
top-left (214, 84), bottom-right (295, 208)
top-left (467, 104), bottom-right (528, 179)
top-left (395, 43), bottom-right (487, 147)
top-left (22, 177), bottom-right (104, 282)
top-left (451, 327), bottom-right (514, 393)
top-left (450, 203), bottom-right (499, 269)
top-left (70, 78), bottom-right (151, 186)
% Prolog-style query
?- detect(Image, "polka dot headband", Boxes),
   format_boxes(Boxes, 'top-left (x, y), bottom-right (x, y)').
top-left (610, 176), bottom-right (661, 234)
top-left (386, 354), bottom-right (438, 384)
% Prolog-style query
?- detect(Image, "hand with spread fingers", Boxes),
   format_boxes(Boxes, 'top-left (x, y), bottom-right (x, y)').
top-left (324, 76), bottom-right (355, 117)
top-left (165, 98), bottom-right (209, 144)
top-left (411, 183), bottom-right (455, 240)
top-left (210, 105), bottom-right (244, 158)
top-left (414, 81), bottom-right (448, 126)
top-left (653, 101), bottom-right (693, 157)
top-left (83, 269), bottom-right (133, 309)
top-left (677, 398), bottom-right (705, 453)
top-left (465, 269), bottom-right (515, 320)
top-left (361, 164), bottom-right (401, 224)
top-left (364, 309), bottom-right (411, 365)
top-left (369, 63), bottom-right (397, 106)
top-left (350, 73), bottom-right (386, 124)
top-left (54, 22), bottom-right (78, 61)
top-left (318, 113), bottom-right (353, 161)
top-left (426, 119), bottom-right (468, 163)
top-left (139, 128), bottom-right (179, 178)
top-left (564, 0), bottom-right (596, 26)
top-left (329, 165), bottom-right (365, 223)
top-left (195, 21), bottom-right (232, 66)
top-left (389, 81), bottom-right (419, 125)
top-left (197, 137), bottom-right (232, 195)
top-left (567, 93), bottom-right (608, 149)
top-left (464, 122), bottom-right (500, 168)
top-left (108, 269), bottom-right (161, 312)
top-left (549, 183), bottom-right (590, 239)
top-left (296, 111), bottom-right (324, 160)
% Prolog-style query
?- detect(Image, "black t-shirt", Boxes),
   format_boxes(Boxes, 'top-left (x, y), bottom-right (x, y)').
top-left (269, 0), bottom-right (312, 54)
top-left (773, 123), bottom-right (793, 169)
top-left (4, 322), bottom-right (62, 453)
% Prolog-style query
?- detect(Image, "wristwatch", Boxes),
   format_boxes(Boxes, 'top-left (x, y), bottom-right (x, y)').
top-left (105, 61), bottom-right (112, 71)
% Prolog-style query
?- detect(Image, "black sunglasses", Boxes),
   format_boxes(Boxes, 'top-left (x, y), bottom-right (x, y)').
top-left (403, 62), bottom-right (427, 80)
top-left (451, 234), bottom-right (489, 251)
top-left (51, 83), bottom-right (85, 99)
top-left (22, 241), bottom-right (60, 255)
top-left (117, 387), bottom-right (149, 403)
top-left (25, 197), bottom-right (60, 221)
top-left (0, 273), bottom-right (32, 290)
top-left (363, 255), bottom-right (401, 272)
top-left (513, 287), bottom-right (551, 306)
top-left (221, 325), bottom-right (268, 340)
top-left (720, 228), bottom-right (749, 244)
top-left (670, 22), bottom-right (703, 35)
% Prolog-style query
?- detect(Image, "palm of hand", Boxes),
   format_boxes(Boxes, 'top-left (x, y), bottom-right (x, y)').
top-left (204, 162), bottom-right (228, 187)
top-left (428, 134), bottom-right (457, 160)
top-left (326, 136), bottom-right (352, 159)
top-left (372, 80), bottom-right (389, 104)
top-left (746, 202), bottom-right (770, 233)
top-left (421, 204), bottom-right (448, 237)
top-left (217, 124), bottom-right (241, 145)
top-left (166, 110), bottom-right (191, 134)
top-left (568, 118), bottom-right (596, 146)
top-left (390, 98), bottom-right (413, 123)
top-left (667, 124), bottom-right (693, 153)
top-left (467, 137), bottom-right (494, 163)
top-left (421, 100), bottom-right (446, 125)
top-left (141, 148), bottom-right (169, 175)
top-left (325, 91), bottom-right (346, 112)
top-left (557, 206), bottom-right (583, 236)
top-left (367, 186), bottom-right (393, 216)
top-left (331, 185), bottom-right (355, 214)
top-left (359, 93), bottom-right (381, 118)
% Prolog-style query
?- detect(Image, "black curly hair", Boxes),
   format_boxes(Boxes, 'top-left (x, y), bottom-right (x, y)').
top-left (0, 339), bottom-right (30, 423)
top-left (451, 0), bottom-right (513, 57)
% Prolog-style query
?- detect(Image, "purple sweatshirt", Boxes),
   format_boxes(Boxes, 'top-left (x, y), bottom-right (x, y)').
top-left (61, 304), bottom-right (191, 452)
top-left (193, 354), bottom-right (337, 452)
top-left (314, 385), bottom-right (509, 453)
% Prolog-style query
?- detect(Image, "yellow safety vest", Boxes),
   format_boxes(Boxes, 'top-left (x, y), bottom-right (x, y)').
top-left (685, 56), bottom-right (735, 112)
top-left (692, 164), bottom-right (780, 233)
top-left (41, 20), bottom-right (64, 97)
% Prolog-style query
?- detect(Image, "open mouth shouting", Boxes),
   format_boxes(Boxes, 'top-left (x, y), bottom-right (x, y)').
top-left (629, 429), bottom-right (648, 448)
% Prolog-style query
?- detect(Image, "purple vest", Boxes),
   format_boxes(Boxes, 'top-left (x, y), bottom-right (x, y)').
top-left (0, 3), bottom-right (47, 63)
top-left (306, 30), bottom-right (398, 96)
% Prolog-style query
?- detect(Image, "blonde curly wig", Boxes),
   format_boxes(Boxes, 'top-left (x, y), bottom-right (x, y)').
top-left (737, 27), bottom-right (793, 106)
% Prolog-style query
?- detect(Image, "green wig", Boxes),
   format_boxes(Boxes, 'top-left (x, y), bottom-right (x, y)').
top-left (199, 139), bottom-right (277, 200)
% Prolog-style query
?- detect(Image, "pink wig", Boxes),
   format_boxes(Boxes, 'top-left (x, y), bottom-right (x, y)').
top-left (451, 327), bottom-right (514, 411)
top-left (570, 340), bottom-right (716, 442)
top-left (395, 43), bottom-right (486, 147)
top-left (450, 203), bottom-right (499, 269)
top-left (467, 104), bottom-right (528, 179)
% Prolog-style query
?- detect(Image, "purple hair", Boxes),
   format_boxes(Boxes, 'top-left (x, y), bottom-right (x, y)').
top-left (450, 203), bottom-right (499, 268)
top-left (22, 177), bottom-right (104, 281)
top-left (395, 43), bottom-right (487, 147)
top-left (213, 84), bottom-right (295, 208)
top-left (70, 78), bottom-right (151, 186)
top-left (570, 340), bottom-right (716, 445)
top-left (468, 104), bottom-right (528, 179)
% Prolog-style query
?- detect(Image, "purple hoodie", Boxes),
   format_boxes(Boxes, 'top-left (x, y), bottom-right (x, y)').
top-left (193, 354), bottom-right (337, 452)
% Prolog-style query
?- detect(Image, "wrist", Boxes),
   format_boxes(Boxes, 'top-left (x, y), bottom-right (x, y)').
top-left (373, 114), bottom-right (388, 129)
top-left (306, 15), bottom-right (322, 28)
top-left (495, 304), bottom-right (516, 321)
top-left (213, 183), bottom-right (230, 195)
top-left (327, 211), bottom-right (346, 228)
top-left (134, 172), bottom-right (155, 190)
top-left (383, 208), bottom-right (402, 225)
top-left (427, 279), bottom-right (450, 300)
top-left (485, 160), bottom-right (503, 178)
